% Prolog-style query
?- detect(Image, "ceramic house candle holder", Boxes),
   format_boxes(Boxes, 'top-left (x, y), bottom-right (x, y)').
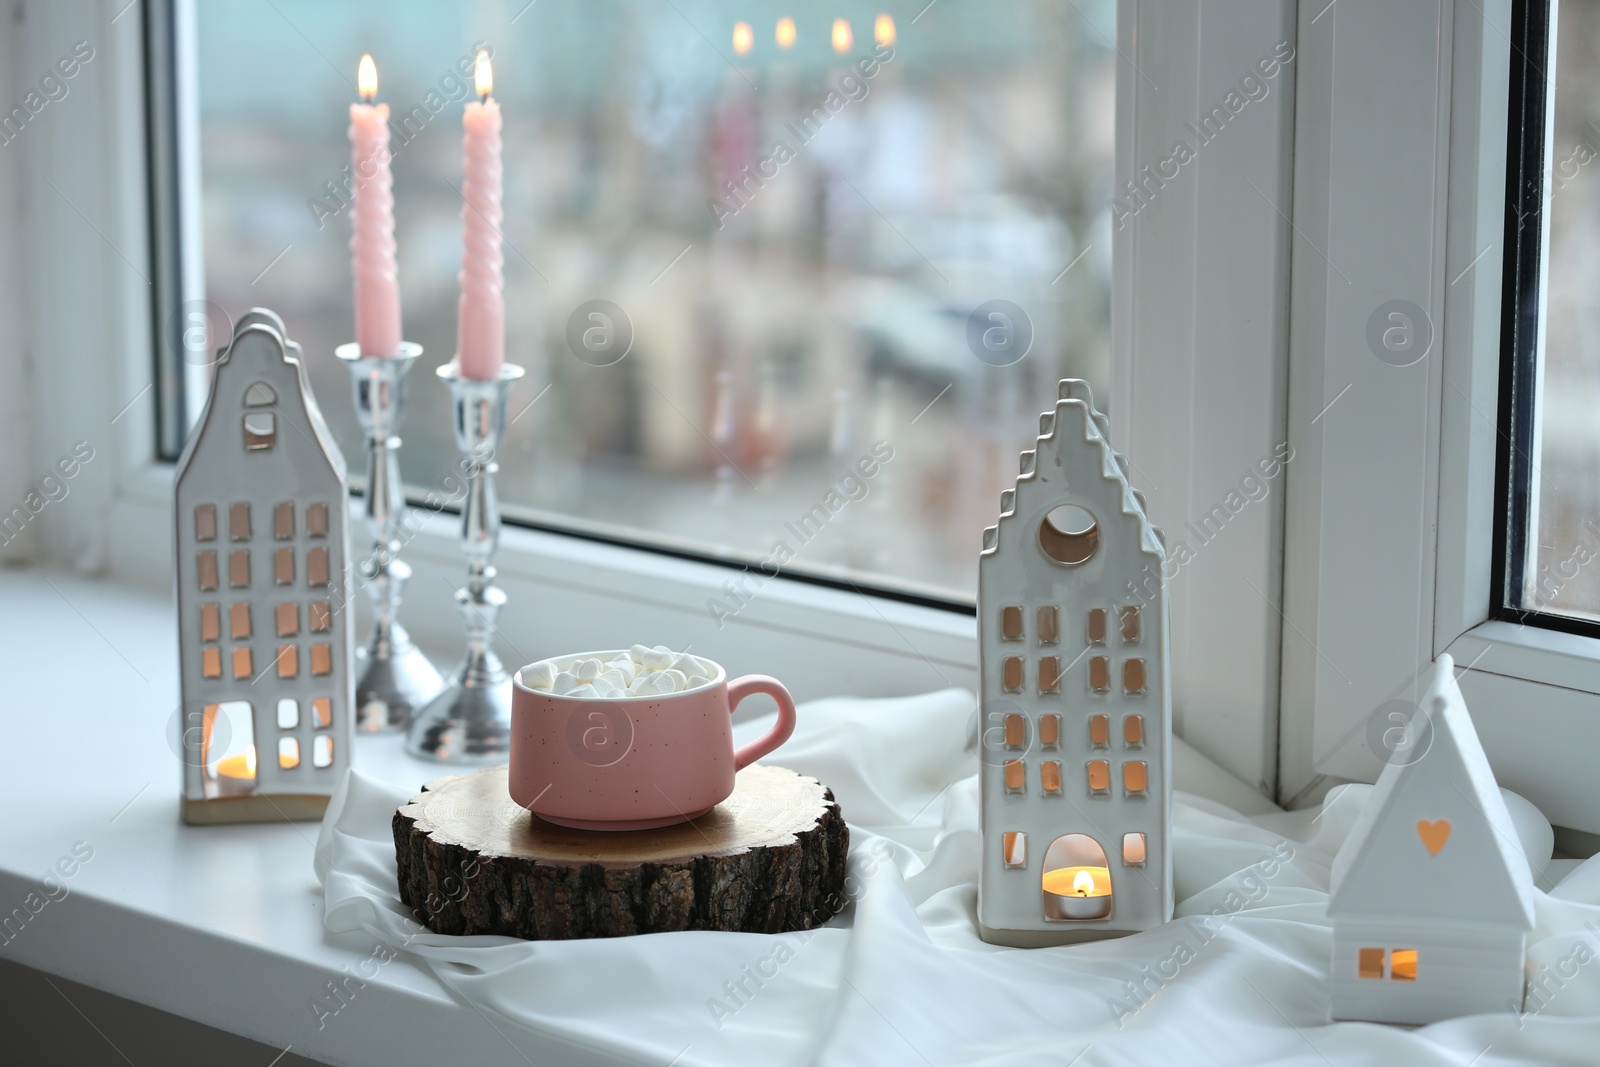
top-left (977, 379), bottom-right (1173, 946)
top-left (173, 310), bottom-right (355, 824)
top-left (1328, 653), bottom-right (1535, 1024)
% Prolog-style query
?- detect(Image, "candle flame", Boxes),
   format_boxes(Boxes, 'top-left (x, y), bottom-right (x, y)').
top-left (875, 14), bottom-right (896, 46)
top-left (357, 54), bottom-right (378, 102)
top-left (776, 17), bottom-right (797, 49)
top-left (474, 49), bottom-right (493, 100)
top-left (1073, 869), bottom-right (1095, 896)
top-left (732, 21), bottom-right (754, 56)
top-left (216, 745), bottom-right (257, 779)
top-left (832, 18), bottom-right (853, 53)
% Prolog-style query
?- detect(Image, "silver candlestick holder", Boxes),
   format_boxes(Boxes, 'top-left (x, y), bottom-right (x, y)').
top-left (406, 361), bottom-right (525, 761)
top-left (336, 343), bottom-right (446, 731)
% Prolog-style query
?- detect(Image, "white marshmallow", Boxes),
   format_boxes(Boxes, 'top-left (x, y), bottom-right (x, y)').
top-left (662, 669), bottom-right (689, 691)
top-left (597, 669), bottom-right (631, 690)
top-left (628, 644), bottom-right (653, 664)
top-left (634, 671), bottom-right (676, 695)
top-left (573, 658), bottom-right (603, 681)
top-left (640, 646), bottom-right (675, 671)
top-left (523, 661), bottom-right (557, 689)
top-left (565, 684), bottom-right (597, 698)
top-left (551, 671), bottom-right (584, 695)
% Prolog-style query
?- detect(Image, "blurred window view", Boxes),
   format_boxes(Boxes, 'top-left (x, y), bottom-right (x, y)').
top-left (1526, 0), bottom-right (1600, 620)
top-left (187, 1), bottom-right (1116, 602)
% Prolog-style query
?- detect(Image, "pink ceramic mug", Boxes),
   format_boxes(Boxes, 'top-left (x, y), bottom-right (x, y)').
top-left (509, 651), bottom-right (798, 831)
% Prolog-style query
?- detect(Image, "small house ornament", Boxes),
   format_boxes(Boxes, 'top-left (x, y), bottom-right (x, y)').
top-left (173, 310), bottom-right (355, 824)
top-left (1328, 653), bottom-right (1535, 1024)
top-left (977, 380), bottom-right (1173, 946)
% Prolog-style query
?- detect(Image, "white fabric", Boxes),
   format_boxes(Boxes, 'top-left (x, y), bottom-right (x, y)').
top-left (315, 690), bottom-right (1600, 1065)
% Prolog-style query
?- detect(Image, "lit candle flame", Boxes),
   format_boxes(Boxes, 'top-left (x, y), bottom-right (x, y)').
top-left (474, 49), bottom-right (493, 100)
top-left (357, 54), bottom-right (378, 102)
top-left (1073, 869), bottom-right (1095, 896)
top-left (732, 21), bottom-right (754, 56)
top-left (874, 14), bottom-right (896, 46)
top-left (776, 17), bottom-right (797, 49)
top-left (832, 18), bottom-right (853, 53)
top-left (216, 745), bottom-right (257, 779)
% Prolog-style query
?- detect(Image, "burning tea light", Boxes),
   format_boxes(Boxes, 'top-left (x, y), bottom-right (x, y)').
top-left (1042, 865), bottom-right (1113, 920)
top-left (213, 746), bottom-right (257, 797)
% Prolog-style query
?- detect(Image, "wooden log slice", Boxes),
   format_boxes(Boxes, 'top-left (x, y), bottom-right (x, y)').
top-left (394, 763), bottom-right (848, 939)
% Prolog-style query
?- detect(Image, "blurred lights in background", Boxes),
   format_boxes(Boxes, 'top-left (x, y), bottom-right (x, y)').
top-left (831, 18), bottom-right (854, 53)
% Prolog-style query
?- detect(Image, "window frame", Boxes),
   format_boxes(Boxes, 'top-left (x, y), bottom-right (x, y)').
top-left (1278, 0), bottom-right (1600, 833)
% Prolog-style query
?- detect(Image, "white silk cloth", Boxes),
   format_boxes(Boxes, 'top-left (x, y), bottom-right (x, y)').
top-left (315, 689), bottom-right (1600, 1065)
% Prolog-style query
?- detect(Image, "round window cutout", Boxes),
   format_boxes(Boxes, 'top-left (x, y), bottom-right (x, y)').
top-left (1038, 504), bottom-right (1099, 566)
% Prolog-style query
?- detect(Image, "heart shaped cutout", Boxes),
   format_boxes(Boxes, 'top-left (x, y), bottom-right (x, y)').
top-left (1417, 819), bottom-right (1451, 856)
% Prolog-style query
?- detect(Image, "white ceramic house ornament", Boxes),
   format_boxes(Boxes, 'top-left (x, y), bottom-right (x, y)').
top-left (1327, 653), bottom-right (1535, 1024)
top-left (173, 311), bottom-right (355, 824)
top-left (977, 379), bottom-right (1173, 946)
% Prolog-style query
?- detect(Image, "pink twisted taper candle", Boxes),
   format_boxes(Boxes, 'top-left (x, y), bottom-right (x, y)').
top-left (349, 55), bottom-right (402, 358)
top-left (456, 52), bottom-right (504, 381)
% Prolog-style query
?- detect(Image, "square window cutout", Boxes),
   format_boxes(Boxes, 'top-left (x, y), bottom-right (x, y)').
top-left (1122, 832), bottom-right (1146, 867)
top-left (1000, 605), bottom-right (1024, 641)
top-left (1002, 831), bottom-right (1027, 868)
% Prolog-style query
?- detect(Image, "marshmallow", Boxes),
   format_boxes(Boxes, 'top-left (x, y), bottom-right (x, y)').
top-left (632, 671), bottom-right (676, 695)
top-left (662, 669), bottom-right (689, 691)
top-left (597, 669), bottom-right (631, 690)
top-left (522, 661), bottom-right (557, 689)
top-left (639, 645), bottom-right (675, 671)
top-left (551, 671), bottom-right (584, 695)
top-left (565, 684), bottom-right (598, 698)
top-left (605, 657), bottom-right (639, 683)
top-left (628, 644), bottom-right (653, 664)
top-left (574, 658), bottom-right (603, 682)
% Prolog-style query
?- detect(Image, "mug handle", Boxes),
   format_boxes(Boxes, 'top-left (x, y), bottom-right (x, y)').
top-left (728, 675), bottom-right (797, 770)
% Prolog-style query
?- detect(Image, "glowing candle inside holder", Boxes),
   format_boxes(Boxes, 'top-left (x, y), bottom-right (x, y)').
top-left (1041, 865), bottom-right (1113, 920)
top-left (212, 746), bottom-right (257, 798)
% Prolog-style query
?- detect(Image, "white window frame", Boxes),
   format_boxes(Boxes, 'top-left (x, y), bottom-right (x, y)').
top-left (1278, 0), bottom-right (1600, 834)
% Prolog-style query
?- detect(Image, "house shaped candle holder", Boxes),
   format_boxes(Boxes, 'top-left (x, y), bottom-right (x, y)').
top-left (1328, 653), bottom-right (1535, 1024)
top-left (173, 310), bottom-right (355, 824)
top-left (977, 380), bottom-right (1173, 946)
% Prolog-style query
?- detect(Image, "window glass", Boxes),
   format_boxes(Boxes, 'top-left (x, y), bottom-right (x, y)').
top-left (191, 1), bottom-right (1114, 599)
top-left (1526, 0), bottom-right (1600, 619)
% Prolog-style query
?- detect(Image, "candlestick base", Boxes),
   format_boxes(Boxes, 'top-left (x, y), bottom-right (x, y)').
top-left (406, 684), bottom-right (516, 762)
top-left (353, 559), bottom-right (446, 730)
